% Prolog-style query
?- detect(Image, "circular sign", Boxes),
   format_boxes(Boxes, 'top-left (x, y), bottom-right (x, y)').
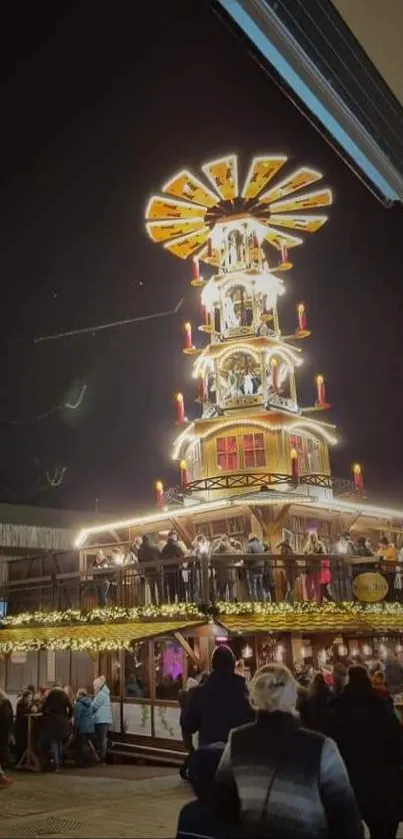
top-left (352, 572), bottom-right (389, 603)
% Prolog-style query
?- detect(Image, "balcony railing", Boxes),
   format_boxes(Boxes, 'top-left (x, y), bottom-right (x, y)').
top-left (0, 553), bottom-right (393, 616)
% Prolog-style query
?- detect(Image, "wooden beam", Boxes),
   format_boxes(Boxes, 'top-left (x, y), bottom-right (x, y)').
top-left (174, 632), bottom-right (200, 664)
top-left (171, 517), bottom-right (195, 548)
top-left (273, 504), bottom-right (292, 528)
top-left (248, 506), bottom-right (271, 538)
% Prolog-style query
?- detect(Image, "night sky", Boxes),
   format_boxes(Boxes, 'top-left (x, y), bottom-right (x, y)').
top-left (2, 1), bottom-right (403, 514)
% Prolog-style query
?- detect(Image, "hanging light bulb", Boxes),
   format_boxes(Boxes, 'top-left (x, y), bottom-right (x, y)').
top-left (337, 644), bottom-right (348, 657)
top-left (351, 647), bottom-right (359, 658)
top-left (362, 644), bottom-right (372, 657)
top-left (241, 644), bottom-right (253, 660)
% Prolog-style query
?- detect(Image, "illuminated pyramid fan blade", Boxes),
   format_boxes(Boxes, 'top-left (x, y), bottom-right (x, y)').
top-left (269, 189), bottom-right (332, 213)
top-left (163, 170), bottom-right (218, 208)
top-left (262, 226), bottom-right (303, 250)
top-left (164, 227), bottom-right (210, 259)
top-left (201, 155), bottom-right (238, 201)
top-left (146, 219), bottom-right (207, 243)
top-left (259, 167), bottom-right (323, 205)
top-left (269, 214), bottom-right (328, 233)
top-left (242, 155), bottom-right (287, 199)
top-left (145, 196), bottom-right (207, 221)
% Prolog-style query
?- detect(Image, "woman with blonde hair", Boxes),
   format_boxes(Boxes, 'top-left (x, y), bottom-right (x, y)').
top-left (214, 662), bottom-right (363, 838)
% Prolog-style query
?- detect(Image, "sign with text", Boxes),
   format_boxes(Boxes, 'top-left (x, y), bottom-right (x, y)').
top-left (352, 572), bottom-right (388, 603)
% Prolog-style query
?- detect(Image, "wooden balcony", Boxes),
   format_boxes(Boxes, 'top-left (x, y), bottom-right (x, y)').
top-left (0, 553), bottom-right (388, 617)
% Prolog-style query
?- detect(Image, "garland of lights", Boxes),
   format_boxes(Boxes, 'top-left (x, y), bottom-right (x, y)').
top-left (0, 603), bottom-right (204, 629)
top-left (3, 600), bottom-right (403, 633)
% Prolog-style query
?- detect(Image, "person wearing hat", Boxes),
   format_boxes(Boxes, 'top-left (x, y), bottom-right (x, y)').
top-left (181, 645), bottom-right (254, 748)
top-left (91, 676), bottom-right (112, 762)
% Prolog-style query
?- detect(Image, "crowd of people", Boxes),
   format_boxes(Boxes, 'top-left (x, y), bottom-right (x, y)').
top-left (0, 675), bottom-right (113, 786)
top-left (176, 647), bottom-right (403, 839)
top-left (88, 528), bottom-right (403, 607)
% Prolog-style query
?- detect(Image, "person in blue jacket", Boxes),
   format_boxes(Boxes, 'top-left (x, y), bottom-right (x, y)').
top-left (91, 676), bottom-right (112, 762)
top-left (74, 688), bottom-right (95, 766)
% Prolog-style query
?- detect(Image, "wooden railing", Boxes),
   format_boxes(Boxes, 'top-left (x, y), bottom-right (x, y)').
top-left (0, 553), bottom-right (389, 616)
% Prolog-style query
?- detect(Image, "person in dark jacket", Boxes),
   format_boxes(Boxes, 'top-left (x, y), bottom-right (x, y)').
top-left (41, 681), bottom-right (73, 771)
top-left (214, 663), bottom-right (363, 839)
top-left (245, 534), bottom-right (265, 601)
top-left (302, 671), bottom-right (333, 735)
top-left (181, 645), bottom-right (254, 747)
top-left (0, 688), bottom-right (14, 770)
top-left (74, 688), bottom-right (95, 766)
top-left (161, 531), bottom-right (185, 602)
top-left (329, 665), bottom-right (403, 839)
top-left (137, 534), bottom-right (161, 605)
top-left (176, 744), bottom-right (230, 839)
top-left (384, 651), bottom-right (403, 696)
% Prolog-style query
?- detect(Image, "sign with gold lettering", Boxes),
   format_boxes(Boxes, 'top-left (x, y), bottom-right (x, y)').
top-left (352, 572), bottom-right (389, 603)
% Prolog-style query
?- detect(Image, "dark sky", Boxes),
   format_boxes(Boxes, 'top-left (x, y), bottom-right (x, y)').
top-left (1, 1), bottom-right (403, 514)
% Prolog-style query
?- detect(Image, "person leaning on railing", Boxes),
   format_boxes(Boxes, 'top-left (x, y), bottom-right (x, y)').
top-left (245, 534), bottom-right (266, 602)
top-left (377, 537), bottom-right (398, 602)
top-left (137, 535), bottom-right (161, 606)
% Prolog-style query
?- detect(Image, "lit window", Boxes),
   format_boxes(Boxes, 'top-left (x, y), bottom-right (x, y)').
top-left (188, 441), bottom-right (201, 480)
top-left (290, 434), bottom-right (321, 473)
top-left (243, 433), bottom-right (266, 468)
top-left (216, 436), bottom-right (239, 470)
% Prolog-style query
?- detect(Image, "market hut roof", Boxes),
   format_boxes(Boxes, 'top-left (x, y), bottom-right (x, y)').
top-left (0, 619), bottom-right (204, 653)
top-left (219, 603), bottom-right (403, 634)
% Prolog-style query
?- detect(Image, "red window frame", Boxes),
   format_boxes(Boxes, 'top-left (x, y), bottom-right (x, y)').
top-left (216, 436), bottom-right (239, 471)
top-left (243, 433), bottom-right (266, 468)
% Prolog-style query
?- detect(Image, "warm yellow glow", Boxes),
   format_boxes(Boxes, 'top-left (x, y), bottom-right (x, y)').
top-left (201, 154), bottom-right (238, 200)
top-left (241, 155), bottom-right (287, 199)
top-left (146, 219), bottom-right (206, 243)
top-left (270, 358), bottom-right (278, 368)
top-left (353, 463), bottom-right (362, 475)
top-left (176, 392), bottom-right (184, 404)
top-left (218, 344), bottom-right (261, 367)
top-left (290, 448), bottom-right (298, 460)
top-left (269, 188), bottom-right (332, 214)
top-left (174, 417), bottom-right (338, 452)
top-left (75, 490), bottom-right (403, 549)
top-left (297, 303), bottom-right (305, 315)
top-left (144, 195), bottom-right (206, 221)
top-left (162, 168), bottom-right (218, 207)
top-left (184, 322), bottom-right (191, 331)
top-left (316, 374), bottom-right (324, 385)
top-left (179, 459), bottom-right (187, 470)
top-left (269, 214), bottom-right (328, 233)
top-left (258, 166), bottom-right (323, 205)
top-left (162, 226), bottom-right (210, 256)
top-left (155, 481), bottom-right (164, 491)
